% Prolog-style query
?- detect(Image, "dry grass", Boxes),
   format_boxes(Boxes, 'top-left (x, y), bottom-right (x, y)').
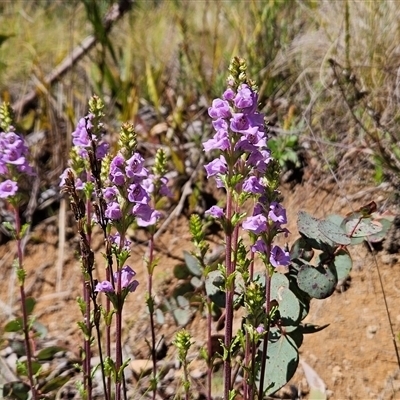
top-left (272, 1), bottom-right (400, 190)
top-left (0, 0), bottom-right (399, 193)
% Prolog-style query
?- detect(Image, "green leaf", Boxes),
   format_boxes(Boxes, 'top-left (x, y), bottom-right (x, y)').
top-left (173, 263), bottom-right (191, 280)
top-left (3, 381), bottom-right (30, 400)
top-left (367, 217), bottom-right (393, 243)
top-left (190, 276), bottom-right (203, 288)
top-left (171, 148), bottom-right (185, 174)
top-left (172, 282), bottom-right (195, 298)
top-left (205, 270), bottom-right (225, 308)
top-left (330, 249), bottom-right (352, 281)
top-left (297, 264), bottom-right (337, 299)
top-left (290, 236), bottom-right (314, 262)
top-left (271, 274), bottom-right (301, 330)
top-left (257, 327), bottom-right (299, 396)
top-left (145, 61), bottom-right (160, 109)
top-left (18, 360), bottom-right (41, 376)
top-left (4, 318), bottom-right (23, 333)
top-left (155, 308), bottom-right (165, 325)
top-left (37, 346), bottom-right (65, 361)
top-left (25, 297), bottom-right (36, 315)
top-left (297, 211), bottom-right (320, 240)
top-left (183, 251), bottom-right (202, 276)
top-left (344, 218), bottom-right (382, 238)
top-left (40, 375), bottom-right (70, 393)
top-left (318, 219), bottom-right (350, 245)
top-left (10, 340), bottom-right (25, 357)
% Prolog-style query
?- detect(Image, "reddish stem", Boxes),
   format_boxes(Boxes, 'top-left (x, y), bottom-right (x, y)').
top-left (207, 298), bottom-right (212, 400)
top-left (13, 206), bottom-right (38, 399)
top-left (224, 189), bottom-right (234, 399)
top-left (147, 234), bottom-right (157, 400)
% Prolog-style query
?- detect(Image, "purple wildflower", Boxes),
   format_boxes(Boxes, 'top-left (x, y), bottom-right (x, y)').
top-left (269, 202), bottom-right (287, 225)
top-left (246, 149), bottom-right (271, 173)
top-left (103, 186), bottom-right (118, 201)
top-left (251, 238), bottom-right (268, 253)
top-left (109, 233), bottom-right (132, 250)
top-left (230, 113), bottom-right (250, 133)
top-left (242, 214), bottom-right (267, 234)
top-left (95, 280), bottom-right (114, 293)
top-left (72, 115), bottom-right (93, 147)
top-left (212, 118), bottom-right (229, 131)
top-left (234, 84), bottom-right (255, 109)
top-left (203, 130), bottom-right (230, 152)
top-left (205, 205), bottom-right (225, 219)
top-left (0, 179), bottom-right (18, 198)
top-left (127, 183), bottom-right (150, 204)
top-left (223, 88), bottom-right (235, 101)
top-left (105, 201), bottom-right (122, 220)
top-left (114, 265), bottom-right (138, 291)
top-left (204, 155), bottom-right (228, 178)
top-left (270, 246), bottom-right (290, 268)
top-left (132, 203), bottom-right (154, 221)
top-left (137, 209), bottom-right (161, 227)
top-left (109, 154), bottom-right (126, 186)
top-left (242, 176), bottom-right (264, 194)
top-left (256, 324), bottom-right (265, 334)
top-left (126, 153), bottom-right (147, 178)
top-left (208, 98), bottom-right (231, 119)
top-left (159, 176), bottom-right (172, 197)
top-left (96, 266), bottom-right (139, 294)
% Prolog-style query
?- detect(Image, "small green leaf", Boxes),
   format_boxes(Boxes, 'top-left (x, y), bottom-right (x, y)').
top-left (331, 249), bottom-right (352, 281)
top-left (183, 251), bottom-right (202, 276)
top-left (37, 346), bottom-right (65, 361)
top-left (205, 270), bottom-right (225, 308)
top-left (4, 318), bottom-right (23, 333)
top-left (40, 375), bottom-right (70, 393)
top-left (271, 273), bottom-right (301, 330)
top-left (25, 297), bottom-right (36, 315)
top-left (173, 263), bottom-right (191, 280)
top-left (3, 381), bottom-right (30, 400)
top-left (18, 360), bottom-right (41, 376)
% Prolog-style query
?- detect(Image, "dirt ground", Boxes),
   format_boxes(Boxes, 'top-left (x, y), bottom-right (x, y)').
top-left (1, 179), bottom-right (400, 400)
